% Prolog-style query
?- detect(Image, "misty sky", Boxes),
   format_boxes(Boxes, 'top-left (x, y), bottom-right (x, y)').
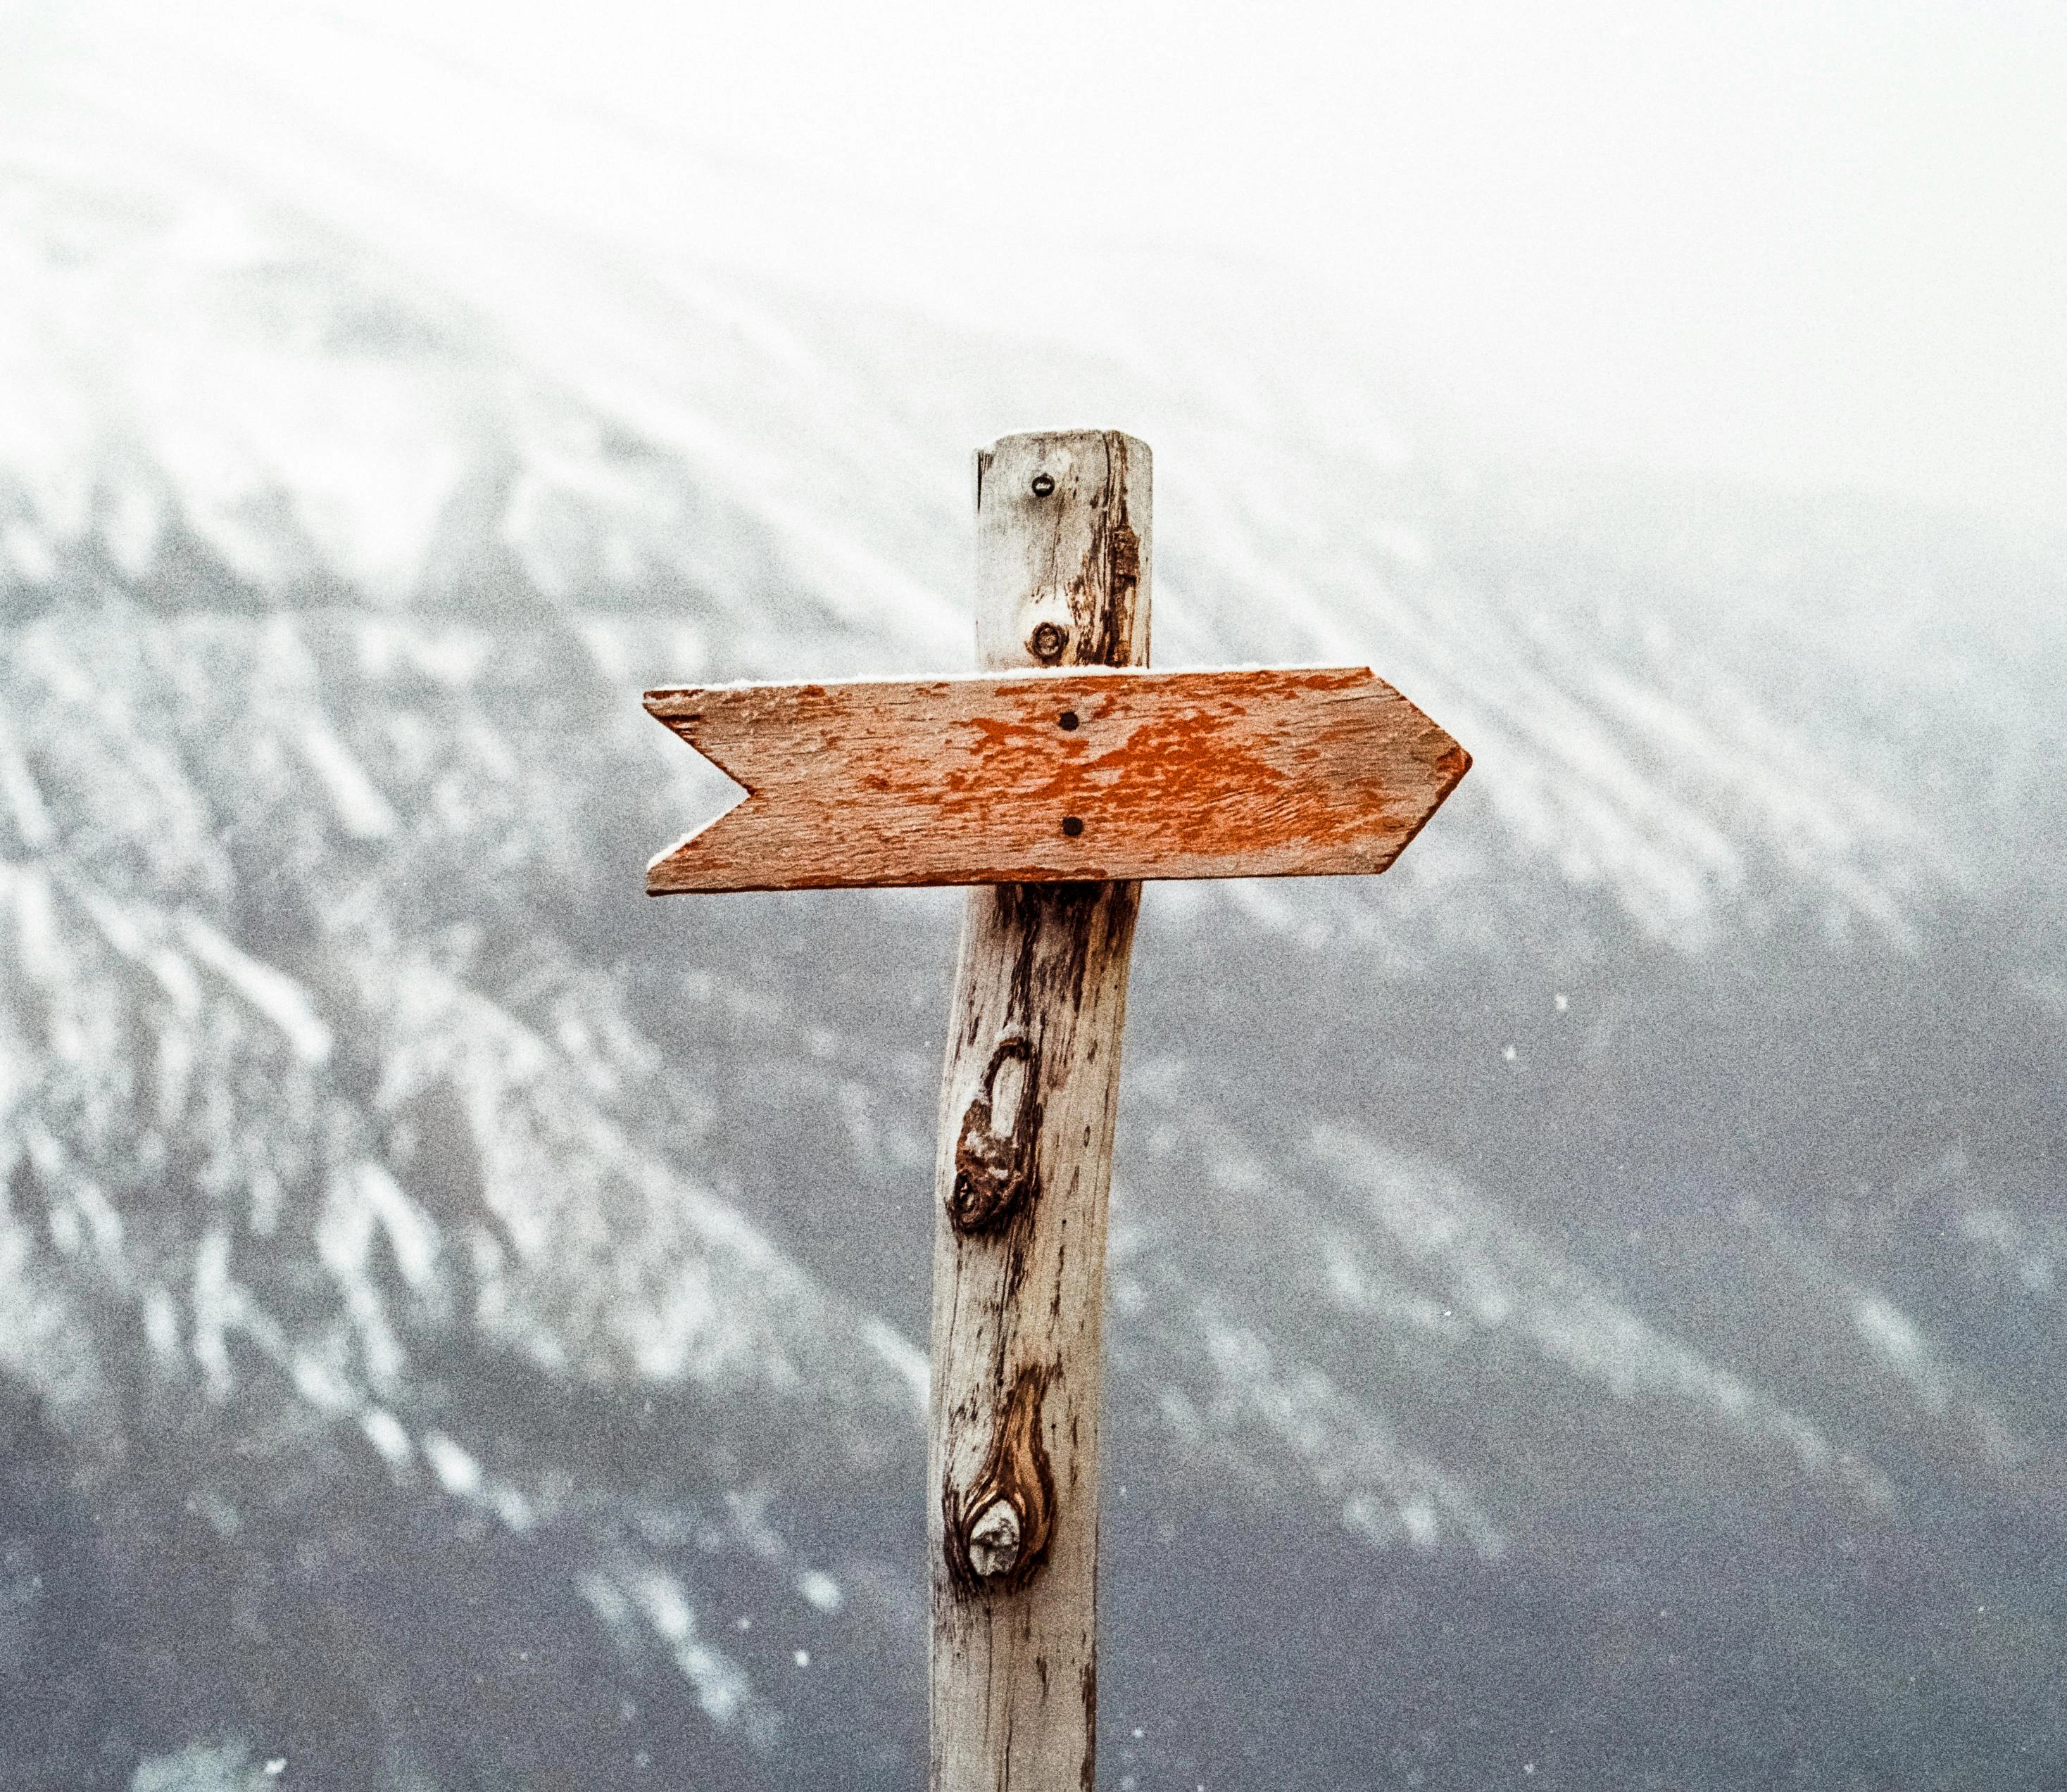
top-left (18, 0), bottom-right (2066, 528)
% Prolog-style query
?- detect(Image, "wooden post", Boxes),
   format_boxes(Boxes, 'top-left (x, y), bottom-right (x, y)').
top-left (928, 430), bottom-right (1150, 1791)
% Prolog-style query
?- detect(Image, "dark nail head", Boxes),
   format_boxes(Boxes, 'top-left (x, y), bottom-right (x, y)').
top-left (1061, 816), bottom-right (1083, 838)
top-left (1030, 472), bottom-right (1055, 496)
top-left (1058, 711), bottom-right (1079, 731)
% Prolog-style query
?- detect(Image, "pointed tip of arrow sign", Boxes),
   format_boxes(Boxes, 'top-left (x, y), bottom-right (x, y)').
top-left (1381, 736), bottom-right (1471, 865)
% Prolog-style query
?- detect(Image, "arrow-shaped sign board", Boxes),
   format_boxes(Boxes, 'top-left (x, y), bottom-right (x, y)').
top-left (645, 664), bottom-right (1469, 892)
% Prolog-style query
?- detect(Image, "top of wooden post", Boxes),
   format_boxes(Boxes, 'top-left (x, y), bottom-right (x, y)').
top-left (975, 431), bottom-right (1150, 673)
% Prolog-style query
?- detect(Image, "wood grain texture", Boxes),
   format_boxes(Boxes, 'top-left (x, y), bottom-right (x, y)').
top-left (929, 429), bottom-right (1147, 1792)
top-left (643, 666), bottom-right (1469, 892)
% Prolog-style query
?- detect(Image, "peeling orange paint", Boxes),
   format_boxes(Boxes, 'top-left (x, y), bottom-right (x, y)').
top-left (644, 666), bottom-right (1469, 892)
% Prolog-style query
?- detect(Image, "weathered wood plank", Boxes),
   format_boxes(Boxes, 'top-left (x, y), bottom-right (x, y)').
top-left (644, 665), bottom-right (1469, 892)
top-left (929, 429), bottom-right (1147, 1791)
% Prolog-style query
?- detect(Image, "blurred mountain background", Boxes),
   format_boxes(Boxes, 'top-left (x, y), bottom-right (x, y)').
top-left (2, 3), bottom-right (2065, 1787)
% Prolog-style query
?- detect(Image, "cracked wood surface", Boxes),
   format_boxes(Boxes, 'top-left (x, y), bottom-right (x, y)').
top-left (642, 664), bottom-right (1469, 892)
top-left (929, 430), bottom-right (1147, 1792)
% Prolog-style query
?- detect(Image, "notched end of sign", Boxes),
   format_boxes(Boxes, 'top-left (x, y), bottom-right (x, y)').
top-left (641, 689), bottom-right (754, 895)
top-left (644, 809), bottom-right (753, 895)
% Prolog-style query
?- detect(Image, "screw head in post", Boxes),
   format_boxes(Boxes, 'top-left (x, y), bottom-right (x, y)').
top-left (1027, 621), bottom-right (1068, 664)
top-left (1030, 472), bottom-right (1055, 497)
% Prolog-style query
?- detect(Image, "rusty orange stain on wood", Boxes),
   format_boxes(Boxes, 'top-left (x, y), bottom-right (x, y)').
top-left (643, 666), bottom-right (1469, 892)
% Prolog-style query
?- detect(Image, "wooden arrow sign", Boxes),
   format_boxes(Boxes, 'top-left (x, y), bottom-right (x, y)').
top-left (645, 664), bottom-right (1469, 892)
top-left (636, 432), bottom-right (1478, 1792)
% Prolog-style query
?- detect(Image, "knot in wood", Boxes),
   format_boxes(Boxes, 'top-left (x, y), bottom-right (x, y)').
top-left (944, 1365), bottom-right (1056, 1596)
top-left (1106, 522), bottom-right (1140, 589)
top-left (965, 1499), bottom-right (1023, 1578)
top-left (949, 1035), bottom-right (1040, 1233)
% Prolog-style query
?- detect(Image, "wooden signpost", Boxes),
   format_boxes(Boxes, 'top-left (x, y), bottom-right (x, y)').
top-left (643, 431), bottom-right (1469, 1790)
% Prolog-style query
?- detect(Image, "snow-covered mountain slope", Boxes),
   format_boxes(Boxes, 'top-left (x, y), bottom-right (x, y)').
top-left (8, 2), bottom-right (2062, 954)
top-left (4, 8), bottom-right (2066, 1791)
